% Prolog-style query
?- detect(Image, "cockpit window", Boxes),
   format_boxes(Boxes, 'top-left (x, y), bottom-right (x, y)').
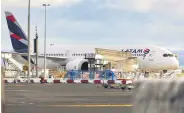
top-left (163, 54), bottom-right (174, 57)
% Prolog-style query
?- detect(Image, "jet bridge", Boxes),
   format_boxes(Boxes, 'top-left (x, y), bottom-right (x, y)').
top-left (95, 48), bottom-right (139, 79)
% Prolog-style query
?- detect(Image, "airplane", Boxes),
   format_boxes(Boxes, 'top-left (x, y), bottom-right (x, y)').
top-left (44, 45), bottom-right (180, 73)
top-left (2, 11), bottom-right (179, 74)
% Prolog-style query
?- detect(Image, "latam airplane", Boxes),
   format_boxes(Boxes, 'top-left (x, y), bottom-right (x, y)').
top-left (2, 11), bottom-right (179, 73)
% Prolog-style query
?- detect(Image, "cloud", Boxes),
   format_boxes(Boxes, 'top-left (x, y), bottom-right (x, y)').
top-left (49, 16), bottom-right (183, 49)
top-left (100, 0), bottom-right (153, 12)
top-left (2, 0), bottom-right (82, 8)
top-left (51, 19), bottom-right (104, 37)
top-left (100, 0), bottom-right (184, 16)
top-left (1, 0), bottom-right (184, 51)
top-left (3, 0), bottom-right (184, 17)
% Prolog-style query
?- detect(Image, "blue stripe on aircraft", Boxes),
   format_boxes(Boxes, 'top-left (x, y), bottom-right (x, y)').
top-left (6, 19), bottom-right (27, 40)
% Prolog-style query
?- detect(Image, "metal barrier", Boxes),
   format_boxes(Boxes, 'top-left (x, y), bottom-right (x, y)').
top-left (3, 70), bottom-right (135, 85)
top-left (3, 77), bottom-right (134, 85)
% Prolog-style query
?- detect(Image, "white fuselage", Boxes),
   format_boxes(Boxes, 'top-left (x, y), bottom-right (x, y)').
top-left (12, 45), bottom-right (179, 72)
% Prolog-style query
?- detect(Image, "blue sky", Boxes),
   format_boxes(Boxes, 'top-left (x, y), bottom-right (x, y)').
top-left (1, 0), bottom-right (184, 64)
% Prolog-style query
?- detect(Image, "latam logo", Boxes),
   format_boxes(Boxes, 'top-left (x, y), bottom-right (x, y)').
top-left (122, 49), bottom-right (143, 53)
top-left (143, 48), bottom-right (150, 59)
top-left (122, 48), bottom-right (150, 59)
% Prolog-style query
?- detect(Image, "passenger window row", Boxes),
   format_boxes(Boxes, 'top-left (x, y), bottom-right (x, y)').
top-left (40, 54), bottom-right (65, 56)
top-left (40, 53), bottom-right (95, 56)
top-left (72, 53), bottom-right (95, 56)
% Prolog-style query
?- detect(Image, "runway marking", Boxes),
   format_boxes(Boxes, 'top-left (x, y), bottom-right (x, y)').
top-left (15, 85), bottom-right (25, 86)
top-left (5, 90), bottom-right (30, 92)
top-left (38, 104), bottom-right (133, 107)
top-left (5, 84), bottom-right (25, 86)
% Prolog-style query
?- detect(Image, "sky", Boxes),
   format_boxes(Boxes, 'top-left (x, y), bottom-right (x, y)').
top-left (1, 0), bottom-right (184, 50)
top-left (1, 0), bottom-right (184, 65)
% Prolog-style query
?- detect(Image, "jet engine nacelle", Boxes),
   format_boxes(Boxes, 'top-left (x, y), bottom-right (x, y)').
top-left (66, 59), bottom-right (88, 71)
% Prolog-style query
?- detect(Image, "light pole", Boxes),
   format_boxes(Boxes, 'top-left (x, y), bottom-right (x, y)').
top-left (27, 0), bottom-right (31, 83)
top-left (43, 4), bottom-right (50, 78)
top-left (35, 26), bottom-right (39, 78)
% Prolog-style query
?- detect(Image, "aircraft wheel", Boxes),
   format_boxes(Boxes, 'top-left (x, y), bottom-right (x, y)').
top-left (127, 84), bottom-right (133, 91)
top-left (127, 88), bottom-right (131, 91)
top-left (103, 84), bottom-right (109, 88)
top-left (121, 87), bottom-right (126, 90)
top-left (121, 85), bottom-right (126, 90)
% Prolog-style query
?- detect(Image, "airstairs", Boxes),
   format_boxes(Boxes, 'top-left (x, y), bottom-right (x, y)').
top-left (1, 53), bottom-right (23, 73)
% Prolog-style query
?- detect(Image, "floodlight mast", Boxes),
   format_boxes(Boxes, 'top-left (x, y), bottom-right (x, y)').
top-left (42, 4), bottom-right (50, 78)
top-left (27, 0), bottom-right (31, 83)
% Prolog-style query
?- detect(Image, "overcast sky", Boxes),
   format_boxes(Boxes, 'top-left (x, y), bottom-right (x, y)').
top-left (1, 0), bottom-right (184, 52)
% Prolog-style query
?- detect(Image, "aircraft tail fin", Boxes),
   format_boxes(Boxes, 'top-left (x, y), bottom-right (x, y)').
top-left (4, 11), bottom-right (28, 53)
top-left (4, 11), bottom-right (34, 64)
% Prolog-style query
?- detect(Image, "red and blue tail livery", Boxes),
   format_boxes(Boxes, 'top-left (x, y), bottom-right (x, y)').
top-left (5, 11), bottom-right (34, 64)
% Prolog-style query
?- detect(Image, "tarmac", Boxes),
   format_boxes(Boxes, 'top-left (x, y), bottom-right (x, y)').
top-left (4, 83), bottom-right (133, 113)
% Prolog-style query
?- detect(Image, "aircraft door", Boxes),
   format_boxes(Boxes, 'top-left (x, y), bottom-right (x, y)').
top-left (148, 51), bottom-right (155, 61)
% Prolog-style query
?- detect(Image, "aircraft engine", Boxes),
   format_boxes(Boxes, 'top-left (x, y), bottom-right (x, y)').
top-left (66, 59), bottom-right (88, 71)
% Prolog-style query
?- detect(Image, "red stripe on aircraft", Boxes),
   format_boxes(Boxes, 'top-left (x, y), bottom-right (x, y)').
top-left (6, 15), bottom-right (16, 23)
top-left (10, 34), bottom-right (22, 40)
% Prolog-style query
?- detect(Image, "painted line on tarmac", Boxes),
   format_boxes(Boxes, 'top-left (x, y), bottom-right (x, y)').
top-left (38, 104), bottom-right (133, 107)
top-left (5, 90), bottom-right (30, 92)
top-left (5, 84), bottom-right (25, 86)
top-left (15, 85), bottom-right (25, 86)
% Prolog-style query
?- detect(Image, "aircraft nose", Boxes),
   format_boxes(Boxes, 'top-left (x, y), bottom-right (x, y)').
top-left (171, 58), bottom-right (179, 69)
